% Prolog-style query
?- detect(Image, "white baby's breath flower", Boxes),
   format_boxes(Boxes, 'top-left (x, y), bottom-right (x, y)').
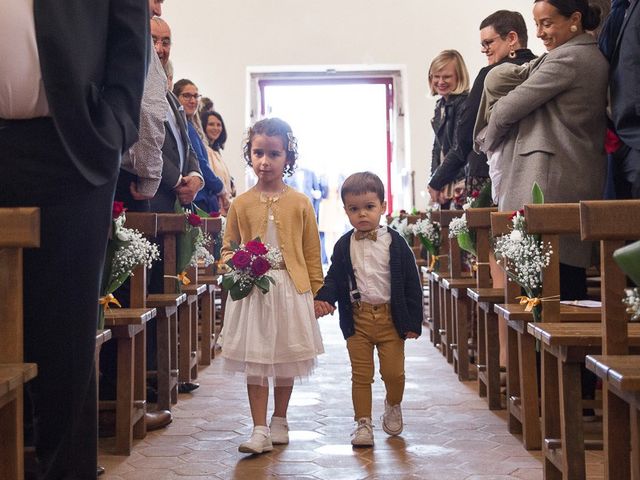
top-left (448, 215), bottom-right (469, 238)
top-left (510, 230), bottom-right (523, 242)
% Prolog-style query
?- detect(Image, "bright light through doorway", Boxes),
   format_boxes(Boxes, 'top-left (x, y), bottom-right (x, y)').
top-left (261, 81), bottom-right (391, 263)
top-left (263, 83), bottom-right (388, 188)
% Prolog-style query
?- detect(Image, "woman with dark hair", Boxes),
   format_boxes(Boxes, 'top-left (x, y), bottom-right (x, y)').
top-left (426, 50), bottom-right (470, 208)
top-left (201, 110), bottom-right (235, 214)
top-left (432, 10), bottom-right (536, 201)
top-left (173, 79), bottom-right (225, 213)
top-left (482, 0), bottom-right (607, 300)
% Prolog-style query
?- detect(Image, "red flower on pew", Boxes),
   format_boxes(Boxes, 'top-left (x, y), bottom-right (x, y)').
top-left (112, 201), bottom-right (126, 219)
top-left (471, 190), bottom-right (480, 198)
top-left (187, 212), bottom-right (202, 227)
top-left (509, 209), bottom-right (525, 220)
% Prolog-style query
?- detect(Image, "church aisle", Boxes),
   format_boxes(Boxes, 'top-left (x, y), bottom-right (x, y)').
top-left (99, 317), bottom-right (604, 479)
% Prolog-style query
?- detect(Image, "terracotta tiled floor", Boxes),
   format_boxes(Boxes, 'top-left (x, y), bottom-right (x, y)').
top-left (98, 317), bottom-right (605, 479)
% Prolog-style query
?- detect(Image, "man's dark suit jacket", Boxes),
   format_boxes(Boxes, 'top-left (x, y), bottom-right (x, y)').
top-left (149, 91), bottom-right (201, 212)
top-left (611, 0), bottom-right (640, 150)
top-left (34, 0), bottom-right (149, 186)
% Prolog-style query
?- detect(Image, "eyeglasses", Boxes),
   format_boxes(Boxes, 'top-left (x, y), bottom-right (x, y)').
top-left (180, 93), bottom-right (201, 101)
top-left (480, 35), bottom-right (502, 50)
top-left (151, 36), bottom-right (171, 48)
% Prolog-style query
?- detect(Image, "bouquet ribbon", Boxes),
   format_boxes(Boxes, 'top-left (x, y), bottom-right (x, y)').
top-left (99, 294), bottom-right (122, 312)
top-left (429, 254), bottom-right (447, 271)
top-left (165, 272), bottom-right (191, 285)
top-left (515, 294), bottom-right (561, 312)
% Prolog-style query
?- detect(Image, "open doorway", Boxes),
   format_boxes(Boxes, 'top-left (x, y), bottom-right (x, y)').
top-left (248, 71), bottom-right (407, 263)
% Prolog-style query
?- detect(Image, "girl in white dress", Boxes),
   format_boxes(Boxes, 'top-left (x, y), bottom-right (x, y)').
top-left (221, 118), bottom-right (324, 454)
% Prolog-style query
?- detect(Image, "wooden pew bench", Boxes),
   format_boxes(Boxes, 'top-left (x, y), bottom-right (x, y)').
top-left (0, 207), bottom-right (40, 479)
top-left (581, 199), bottom-right (640, 480)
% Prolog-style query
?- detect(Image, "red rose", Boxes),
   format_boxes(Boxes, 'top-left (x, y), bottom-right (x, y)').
top-left (245, 240), bottom-right (268, 256)
top-left (187, 213), bottom-right (202, 227)
top-left (471, 190), bottom-right (480, 198)
top-left (251, 256), bottom-right (270, 277)
top-left (209, 211), bottom-right (221, 218)
top-left (232, 249), bottom-right (251, 269)
top-left (112, 201), bottom-right (126, 219)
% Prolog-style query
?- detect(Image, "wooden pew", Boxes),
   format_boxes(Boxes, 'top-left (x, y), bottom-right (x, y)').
top-left (525, 203), bottom-right (629, 478)
top-left (188, 216), bottom-right (222, 366)
top-left (494, 205), bottom-right (602, 451)
top-left (465, 207), bottom-right (504, 409)
top-left (0, 207), bottom-right (40, 479)
top-left (434, 210), bottom-right (469, 365)
top-left (581, 200), bottom-right (640, 480)
top-left (100, 213), bottom-right (157, 455)
top-left (424, 209), bottom-right (449, 347)
top-left (145, 213), bottom-right (187, 410)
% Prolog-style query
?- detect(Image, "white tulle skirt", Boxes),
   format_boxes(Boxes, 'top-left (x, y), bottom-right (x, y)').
top-left (221, 270), bottom-right (324, 386)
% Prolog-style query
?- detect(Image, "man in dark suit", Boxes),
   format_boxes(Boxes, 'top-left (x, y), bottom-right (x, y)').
top-left (147, 16), bottom-right (203, 395)
top-left (149, 16), bottom-right (203, 213)
top-left (610, 0), bottom-right (640, 198)
top-left (0, 1), bottom-right (148, 478)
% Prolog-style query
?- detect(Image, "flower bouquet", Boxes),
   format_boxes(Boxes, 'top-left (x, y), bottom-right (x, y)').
top-left (388, 215), bottom-right (413, 245)
top-left (99, 202), bottom-right (160, 328)
top-left (220, 238), bottom-right (283, 301)
top-left (448, 181), bottom-right (493, 257)
top-left (172, 201), bottom-right (216, 291)
top-left (409, 208), bottom-right (442, 271)
top-left (493, 183), bottom-right (552, 322)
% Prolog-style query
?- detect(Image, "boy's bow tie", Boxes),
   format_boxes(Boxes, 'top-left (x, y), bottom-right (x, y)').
top-left (355, 230), bottom-right (377, 241)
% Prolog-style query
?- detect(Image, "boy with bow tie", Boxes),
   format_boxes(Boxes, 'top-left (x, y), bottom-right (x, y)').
top-left (314, 171), bottom-right (422, 447)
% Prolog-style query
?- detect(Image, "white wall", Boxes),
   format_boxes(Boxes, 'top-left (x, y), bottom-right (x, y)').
top-left (162, 0), bottom-right (543, 211)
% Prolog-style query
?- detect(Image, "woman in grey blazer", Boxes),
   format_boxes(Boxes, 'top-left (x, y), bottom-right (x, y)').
top-left (482, 0), bottom-right (607, 298)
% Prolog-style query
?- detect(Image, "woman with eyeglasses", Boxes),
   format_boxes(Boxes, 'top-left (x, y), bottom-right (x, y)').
top-left (201, 110), bottom-right (236, 215)
top-left (482, 0), bottom-right (607, 299)
top-left (426, 50), bottom-right (470, 209)
top-left (430, 11), bottom-right (536, 203)
top-left (173, 78), bottom-right (225, 214)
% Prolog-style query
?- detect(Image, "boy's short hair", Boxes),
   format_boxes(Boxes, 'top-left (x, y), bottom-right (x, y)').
top-left (340, 172), bottom-right (385, 204)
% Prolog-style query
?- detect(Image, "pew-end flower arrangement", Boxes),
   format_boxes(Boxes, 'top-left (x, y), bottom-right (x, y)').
top-left (408, 207), bottom-right (442, 271)
top-left (492, 183), bottom-right (552, 322)
top-left (447, 181), bottom-right (493, 257)
top-left (172, 202), bottom-right (216, 291)
top-left (220, 238), bottom-right (283, 301)
top-left (99, 201), bottom-right (160, 328)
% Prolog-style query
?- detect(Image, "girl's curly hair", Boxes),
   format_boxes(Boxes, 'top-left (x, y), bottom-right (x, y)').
top-left (243, 118), bottom-right (298, 177)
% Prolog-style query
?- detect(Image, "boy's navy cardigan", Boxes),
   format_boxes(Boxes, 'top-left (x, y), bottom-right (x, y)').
top-left (315, 227), bottom-right (423, 340)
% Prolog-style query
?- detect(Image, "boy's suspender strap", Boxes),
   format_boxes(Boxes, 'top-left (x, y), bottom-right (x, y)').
top-left (347, 265), bottom-right (361, 307)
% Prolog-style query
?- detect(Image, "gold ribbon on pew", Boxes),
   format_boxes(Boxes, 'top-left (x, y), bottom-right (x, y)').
top-left (515, 294), bottom-right (561, 312)
top-left (428, 254), bottom-right (447, 271)
top-left (515, 295), bottom-right (540, 312)
top-left (164, 271), bottom-right (191, 285)
top-left (99, 294), bottom-right (122, 312)
top-left (177, 271), bottom-right (191, 285)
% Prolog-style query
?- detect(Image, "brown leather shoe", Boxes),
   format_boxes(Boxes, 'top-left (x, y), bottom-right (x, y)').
top-left (145, 410), bottom-right (172, 431)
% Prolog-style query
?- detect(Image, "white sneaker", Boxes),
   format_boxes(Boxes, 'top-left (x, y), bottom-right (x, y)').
top-left (351, 417), bottom-right (374, 447)
top-left (238, 426), bottom-right (273, 454)
top-left (381, 400), bottom-right (403, 436)
top-left (269, 416), bottom-right (289, 445)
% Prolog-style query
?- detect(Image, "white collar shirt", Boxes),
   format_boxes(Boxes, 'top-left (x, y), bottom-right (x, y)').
top-left (350, 225), bottom-right (391, 305)
top-left (0, 0), bottom-right (50, 118)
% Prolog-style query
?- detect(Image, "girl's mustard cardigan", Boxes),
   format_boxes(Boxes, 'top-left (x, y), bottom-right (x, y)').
top-left (222, 187), bottom-right (324, 295)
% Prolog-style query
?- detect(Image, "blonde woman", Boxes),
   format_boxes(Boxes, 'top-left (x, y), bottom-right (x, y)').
top-left (426, 50), bottom-right (470, 208)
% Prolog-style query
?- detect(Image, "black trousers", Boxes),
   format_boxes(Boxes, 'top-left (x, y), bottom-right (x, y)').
top-left (0, 118), bottom-right (117, 480)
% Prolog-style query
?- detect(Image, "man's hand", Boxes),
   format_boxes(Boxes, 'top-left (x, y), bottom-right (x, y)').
top-left (129, 182), bottom-right (154, 201)
top-left (314, 300), bottom-right (335, 318)
top-left (175, 176), bottom-right (203, 205)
